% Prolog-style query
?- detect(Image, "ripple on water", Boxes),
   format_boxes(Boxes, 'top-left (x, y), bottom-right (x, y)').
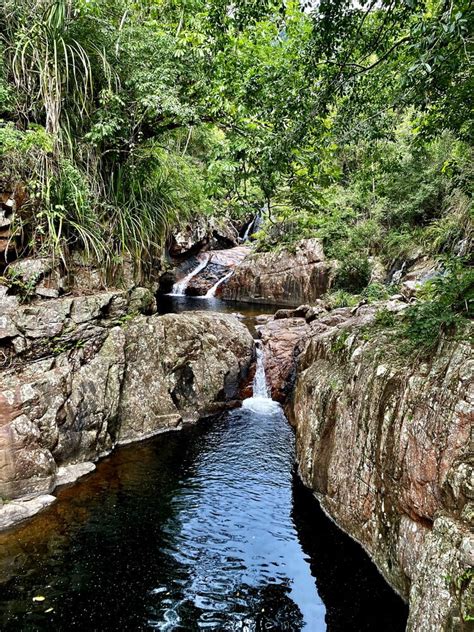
top-left (0, 390), bottom-right (408, 631)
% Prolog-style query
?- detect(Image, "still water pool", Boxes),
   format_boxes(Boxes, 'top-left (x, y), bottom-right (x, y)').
top-left (0, 402), bottom-right (407, 631)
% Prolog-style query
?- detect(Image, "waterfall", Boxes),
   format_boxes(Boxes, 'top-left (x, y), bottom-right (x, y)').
top-left (391, 261), bottom-right (406, 285)
top-left (205, 270), bottom-right (234, 298)
top-left (242, 340), bottom-right (280, 413)
top-left (242, 217), bottom-right (256, 243)
top-left (170, 255), bottom-right (209, 296)
top-left (252, 341), bottom-right (270, 398)
top-left (241, 209), bottom-right (263, 243)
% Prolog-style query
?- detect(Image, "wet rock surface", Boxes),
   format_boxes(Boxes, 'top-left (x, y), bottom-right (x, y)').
top-left (0, 291), bottom-right (254, 528)
top-left (186, 262), bottom-right (229, 296)
top-left (221, 238), bottom-right (331, 306)
top-left (168, 217), bottom-right (240, 258)
top-left (162, 246), bottom-right (250, 296)
top-left (278, 303), bottom-right (473, 631)
top-left (257, 317), bottom-right (310, 403)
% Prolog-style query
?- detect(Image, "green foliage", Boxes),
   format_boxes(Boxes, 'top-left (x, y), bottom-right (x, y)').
top-left (0, 0), bottom-right (471, 300)
top-left (374, 308), bottom-right (397, 329)
top-left (398, 259), bottom-right (473, 354)
top-left (325, 290), bottom-right (359, 310)
top-left (333, 255), bottom-right (371, 294)
top-left (331, 330), bottom-right (350, 355)
top-left (362, 283), bottom-right (392, 304)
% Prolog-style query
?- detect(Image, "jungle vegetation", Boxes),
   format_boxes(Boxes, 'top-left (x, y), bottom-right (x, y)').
top-left (0, 0), bottom-right (472, 329)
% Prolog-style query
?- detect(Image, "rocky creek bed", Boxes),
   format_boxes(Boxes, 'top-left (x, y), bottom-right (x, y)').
top-left (0, 306), bottom-right (408, 631)
top-left (0, 264), bottom-right (472, 630)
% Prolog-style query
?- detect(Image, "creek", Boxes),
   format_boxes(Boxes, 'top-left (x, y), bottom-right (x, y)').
top-left (0, 297), bottom-right (408, 631)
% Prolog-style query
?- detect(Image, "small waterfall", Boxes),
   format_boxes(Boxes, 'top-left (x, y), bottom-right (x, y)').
top-left (170, 255), bottom-right (209, 296)
top-left (205, 270), bottom-right (234, 298)
top-left (242, 340), bottom-right (280, 413)
top-left (241, 209), bottom-right (263, 243)
top-left (391, 261), bottom-right (406, 285)
top-left (242, 218), bottom-right (256, 243)
top-left (252, 341), bottom-right (270, 398)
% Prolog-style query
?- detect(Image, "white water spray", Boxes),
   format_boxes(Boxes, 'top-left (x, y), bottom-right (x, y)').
top-left (205, 270), bottom-right (234, 298)
top-left (241, 209), bottom-right (263, 243)
top-left (243, 341), bottom-right (280, 413)
top-left (242, 217), bottom-right (256, 243)
top-left (170, 255), bottom-right (209, 296)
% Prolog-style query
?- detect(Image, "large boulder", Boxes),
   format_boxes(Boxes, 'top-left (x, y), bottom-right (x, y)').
top-left (221, 238), bottom-right (331, 306)
top-left (117, 312), bottom-right (254, 442)
top-left (0, 294), bottom-right (253, 525)
top-left (169, 217), bottom-right (240, 258)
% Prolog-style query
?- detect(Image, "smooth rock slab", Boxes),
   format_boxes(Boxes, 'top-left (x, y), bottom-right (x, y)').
top-left (221, 238), bottom-right (331, 306)
top-left (0, 495), bottom-right (56, 532)
top-left (56, 462), bottom-right (96, 488)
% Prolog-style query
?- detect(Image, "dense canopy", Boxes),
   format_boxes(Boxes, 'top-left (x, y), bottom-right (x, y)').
top-left (0, 1), bottom-right (472, 323)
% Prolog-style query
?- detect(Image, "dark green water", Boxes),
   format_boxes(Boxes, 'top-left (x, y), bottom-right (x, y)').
top-left (0, 407), bottom-right (407, 631)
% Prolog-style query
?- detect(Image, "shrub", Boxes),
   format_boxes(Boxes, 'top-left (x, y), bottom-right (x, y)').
top-left (333, 254), bottom-right (371, 293)
top-left (374, 307), bottom-right (397, 328)
top-left (325, 289), bottom-right (360, 309)
top-left (362, 282), bottom-right (391, 303)
top-left (398, 258), bottom-right (473, 353)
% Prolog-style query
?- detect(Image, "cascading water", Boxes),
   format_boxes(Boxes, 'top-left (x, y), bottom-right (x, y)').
top-left (252, 341), bottom-right (270, 398)
top-left (241, 218), bottom-right (256, 243)
top-left (241, 208), bottom-right (263, 243)
top-left (170, 255), bottom-right (209, 296)
top-left (243, 340), bottom-right (280, 413)
top-left (205, 270), bottom-right (234, 298)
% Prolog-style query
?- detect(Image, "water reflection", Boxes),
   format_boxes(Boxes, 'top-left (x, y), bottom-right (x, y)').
top-left (0, 407), bottom-right (407, 631)
top-left (157, 295), bottom-right (285, 336)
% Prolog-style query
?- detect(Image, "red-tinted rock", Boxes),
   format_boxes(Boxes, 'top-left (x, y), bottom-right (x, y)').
top-left (221, 239), bottom-right (331, 306)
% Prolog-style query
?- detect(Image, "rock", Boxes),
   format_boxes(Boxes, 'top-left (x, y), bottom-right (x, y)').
top-left (274, 309), bottom-right (294, 320)
top-left (186, 262), bottom-right (229, 296)
top-left (208, 246), bottom-right (250, 268)
top-left (169, 218), bottom-right (240, 257)
top-left (286, 305), bottom-right (473, 631)
top-left (55, 462), bottom-right (96, 487)
top-left (168, 246), bottom-right (250, 297)
top-left (0, 304), bottom-right (254, 503)
top-left (0, 208), bottom-right (12, 229)
top-left (221, 238), bottom-right (331, 306)
top-left (369, 257), bottom-right (386, 284)
top-left (35, 286), bottom-right (60, 299)
top-left (0, 495), bottom-right (56, 532)
top-left (67, 252), bottom-right (149, 293)
top-left (304, 303), bottom-right (328, 323)
top-left (274, 302), bottom-right (328, 323)
top-left (127, 286), bottom-right (157, 315)
top-left (208, 217), bottom-right (240, 250)
top-left (6, 257), bottom-right (54, 285)
top-left (118, 312), bottom-right (254, 442)
top-left (169, 218), bottom-right (211, 257)
top-left (0, 288), bottom-right (159, 364)
top-left (0, 189), bottom-right (24, 255)
top-left (0, 315), bottom-right (19, 340)
top-left (408, 515), bottom-right (474, 631)
top-left (4, 257), bottom-right (70, 299)
top-left (258, 317), bottom-right (311, 402)
top-left (68, 260), bottom-right (105, 292)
